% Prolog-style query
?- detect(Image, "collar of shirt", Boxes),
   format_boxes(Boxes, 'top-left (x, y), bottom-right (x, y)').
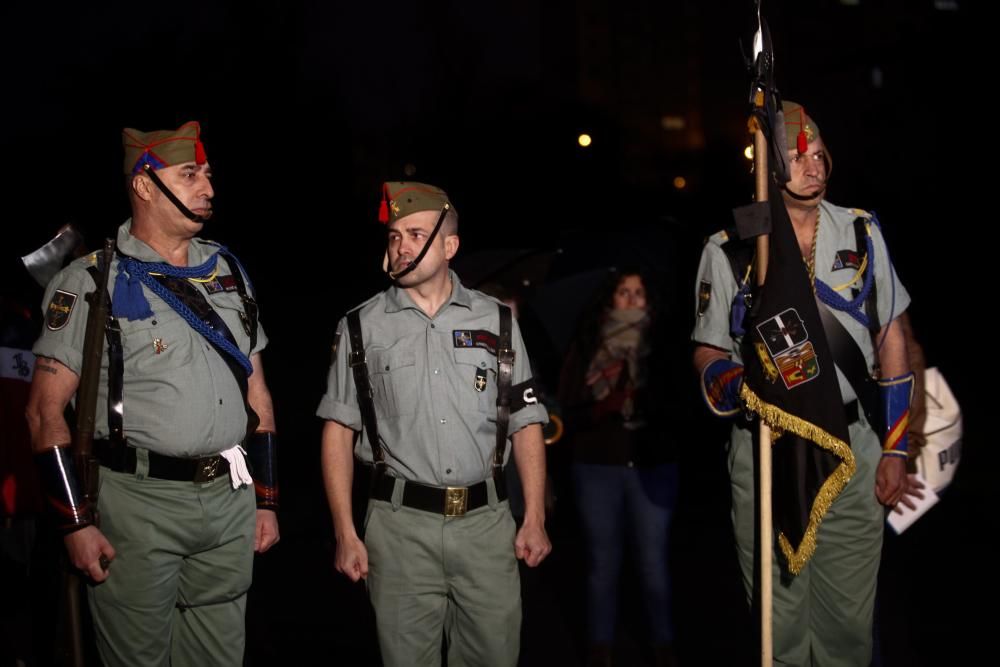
top-left (383, 269), bottom-right (474, 316)
top-left (117, 219), bottom-right (217, 266)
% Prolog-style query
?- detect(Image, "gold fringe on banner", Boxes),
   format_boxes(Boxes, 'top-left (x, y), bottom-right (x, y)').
top-left (740, 383), bottom-right (857, 575)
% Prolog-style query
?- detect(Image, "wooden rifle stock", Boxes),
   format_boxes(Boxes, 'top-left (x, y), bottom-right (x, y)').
top-left (73, 239), bottom-right (115, 511)
top-left (62, 238), bottom-right (114, 667)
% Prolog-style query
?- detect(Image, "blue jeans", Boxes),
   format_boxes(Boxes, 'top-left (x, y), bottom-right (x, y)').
top-left (572, 462), bottom-right (678, 644)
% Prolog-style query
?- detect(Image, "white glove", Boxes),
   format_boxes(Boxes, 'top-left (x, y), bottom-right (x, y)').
top-left (221, 445), bottom-right (253, 490)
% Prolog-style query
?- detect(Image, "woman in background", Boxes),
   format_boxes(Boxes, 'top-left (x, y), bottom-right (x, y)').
top-left (559, 268), bottom-right (678, 667)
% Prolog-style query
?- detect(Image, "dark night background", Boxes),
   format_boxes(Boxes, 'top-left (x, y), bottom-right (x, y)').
top-left (1, 1), bottom-right (984, 665)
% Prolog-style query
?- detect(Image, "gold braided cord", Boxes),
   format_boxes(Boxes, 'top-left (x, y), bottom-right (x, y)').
top-left (739, 382), bottom-right (857, 575)
top-left (829, 254), bottom-right (868, 292)
top-left (186, 265), bottom-right (220, 283)
top-left (829, 220), bottom-right (873, 291)
top-left (803, 209), bottom-right (820, 290)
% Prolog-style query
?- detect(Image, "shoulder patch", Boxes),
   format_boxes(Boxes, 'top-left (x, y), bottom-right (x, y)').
top-left (46, 290), bottom-right (78, 330)
top-left (698, 280), bottom-right (712, 316)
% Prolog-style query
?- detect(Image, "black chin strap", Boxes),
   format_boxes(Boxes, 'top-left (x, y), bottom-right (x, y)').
top-left (143, 164), bottom-right (209, 223)
top-left (387, 203), bottom-right (450, 281)
top-left (780, 182), bottom-right (827, 202)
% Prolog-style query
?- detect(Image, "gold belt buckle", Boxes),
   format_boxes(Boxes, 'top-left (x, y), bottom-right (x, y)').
top-left (444, 486), bottom-right (468, 516)
top-left (194, 456), bottom-right (221, 483)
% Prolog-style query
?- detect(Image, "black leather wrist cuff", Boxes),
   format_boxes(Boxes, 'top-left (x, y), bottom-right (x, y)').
top-left (246, 431), bottom-right (279, 510)
top-left (34, 446), bottom-right (94, 534)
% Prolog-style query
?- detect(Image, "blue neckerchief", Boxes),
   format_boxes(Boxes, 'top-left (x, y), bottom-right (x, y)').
top-left (111, 249), bottom-right (253, 376)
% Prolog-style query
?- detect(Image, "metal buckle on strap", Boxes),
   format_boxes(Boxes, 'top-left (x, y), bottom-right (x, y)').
top-left (194, 456), bottom-right (222, 483)
top-left (444, 486), bottom-right (468, 516)
top-left (349, 350), bottom-right (367, 368)
top-left (239, 295), bottom-right (258, 336)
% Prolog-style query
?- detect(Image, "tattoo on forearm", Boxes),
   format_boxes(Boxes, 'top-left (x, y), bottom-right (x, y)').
top-left (35, 360), bottom-right (59, 375)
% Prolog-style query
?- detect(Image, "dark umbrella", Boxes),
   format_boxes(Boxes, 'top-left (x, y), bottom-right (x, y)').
top-left (526, 224), bottom-right (680, 359)
top-left (451, 247), bottom-right (557, 292)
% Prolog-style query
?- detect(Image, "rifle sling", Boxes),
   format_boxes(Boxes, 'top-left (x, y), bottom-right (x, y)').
top-left (347, 309), bottom-right (384, 468)
top-left (494, 305), bottom-right (513, 478)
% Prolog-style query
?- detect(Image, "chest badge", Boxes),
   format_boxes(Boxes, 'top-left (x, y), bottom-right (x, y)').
top-left (475, 367), bottom-right (488, 392)
top-left (153, 338), bottom-right (168, 354)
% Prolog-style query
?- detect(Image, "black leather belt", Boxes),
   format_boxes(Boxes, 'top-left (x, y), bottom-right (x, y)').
top-left (371, 472), bottom-right (506, 517)
top-left (94, 439), bottom-right (229, 483)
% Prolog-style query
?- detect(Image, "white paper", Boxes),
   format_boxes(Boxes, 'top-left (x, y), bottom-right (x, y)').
top-left (887, 474), bottom-right (940, 534)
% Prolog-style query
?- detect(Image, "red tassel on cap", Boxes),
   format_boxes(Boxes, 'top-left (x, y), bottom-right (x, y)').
top-left (378, 186), bottom-right (389, 224)
top-left (195, 140), bottom-right (207, 165)
top-left (797, 130), bottom-right (808, 154)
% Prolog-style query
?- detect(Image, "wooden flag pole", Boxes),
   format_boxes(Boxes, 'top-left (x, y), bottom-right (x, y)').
top-left (750, 97), bottom-right (773, 667)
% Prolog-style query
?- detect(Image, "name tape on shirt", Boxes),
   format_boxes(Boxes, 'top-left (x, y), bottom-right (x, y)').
top-left (832, 249), bottom-right (862, 272)
top-left (453, 329), bottom-right (499, 356)
top-left (203, 275), bottom-right (239, 294)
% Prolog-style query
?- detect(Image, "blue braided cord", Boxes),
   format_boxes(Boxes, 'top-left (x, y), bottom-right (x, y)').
top-left (126, 253), bottom-right (220, 279)
top-left (113, 262), bottom-right (154, 321)
top-left (113, 254), bottom-right (253, 376)
top-left (112, 253), bottom-right (220, 321)
top-left (814, 226), bottom-right (876, 328)
top-left (730, 282), bottom-right (750, 337)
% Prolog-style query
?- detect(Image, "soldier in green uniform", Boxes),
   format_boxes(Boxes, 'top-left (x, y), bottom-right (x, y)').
top-left (318, 182), bottom-right (551, 667)
top-left (692, 102), bottom-right (912, 666)
top-left (26, 122), bottom-right (280, 667)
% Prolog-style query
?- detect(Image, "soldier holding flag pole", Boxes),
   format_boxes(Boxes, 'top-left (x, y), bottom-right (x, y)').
top-left (691, 9), bottom-right (912, 664)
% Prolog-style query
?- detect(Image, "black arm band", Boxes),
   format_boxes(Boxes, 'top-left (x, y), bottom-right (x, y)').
top-left (246, 431), bottom-right (279, 510)
top-left (510, 378), bottom-right (540, 412)
top-left (34, 446), bottom-right (94, 534)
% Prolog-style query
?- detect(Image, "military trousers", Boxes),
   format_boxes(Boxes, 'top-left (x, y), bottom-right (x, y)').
top-left (729, 418), bottom-right (884, 667)
top-left (365, 477), bottom-right (521, 667)
top-left (89, 461), bottom-right (256, 667)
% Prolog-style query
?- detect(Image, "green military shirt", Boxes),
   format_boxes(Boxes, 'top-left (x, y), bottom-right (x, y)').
top-left (692, 200), bottom-right (910, 402)
top-left (33, 220), bottom-right (267, 458)
top-left (317, 270), bottom-right (548, 488)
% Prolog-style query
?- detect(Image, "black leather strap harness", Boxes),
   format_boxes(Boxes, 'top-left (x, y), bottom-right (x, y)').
top-left (494, 304), bottom-right (514, 473)
top-left (347, 303), bottom-right (514, 511)
top-left (86, 251), bottom-right (260, 452)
